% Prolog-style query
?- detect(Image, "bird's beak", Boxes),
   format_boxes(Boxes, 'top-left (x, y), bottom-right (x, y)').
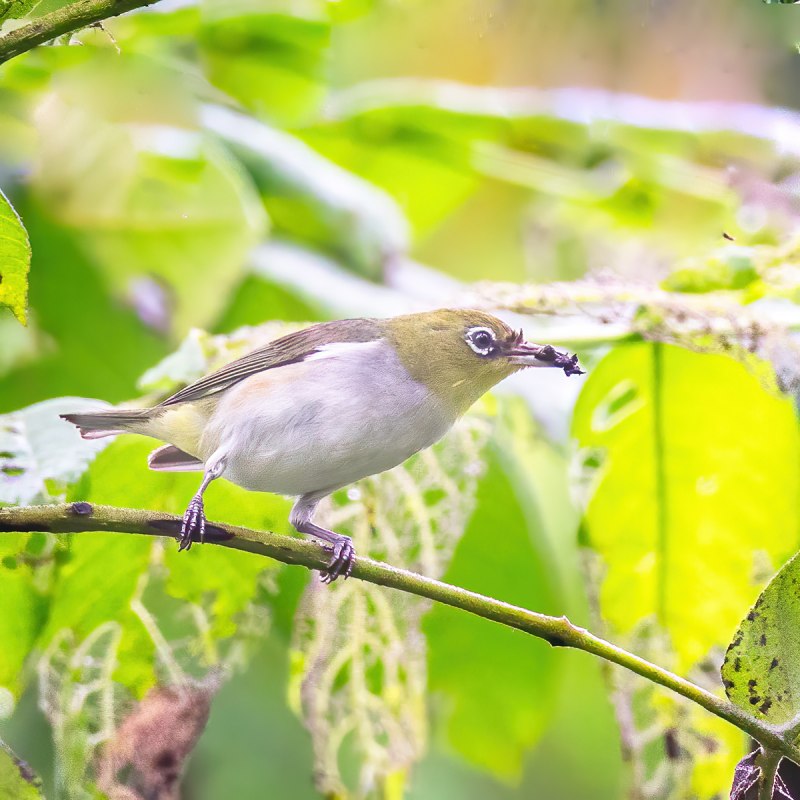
top-left (506, 342), bottom-right (585, 376)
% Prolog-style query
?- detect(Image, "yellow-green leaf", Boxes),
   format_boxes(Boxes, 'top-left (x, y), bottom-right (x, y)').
top-left (0, 188), bottom-right (30, 324)
top-left (573, 343), bottom-right (800, 673)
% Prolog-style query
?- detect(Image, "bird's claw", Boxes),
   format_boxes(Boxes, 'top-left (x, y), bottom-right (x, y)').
top-left (179, 496), bottom-right (205, 551)
top-left (320, 535), bottom-right (355, 584)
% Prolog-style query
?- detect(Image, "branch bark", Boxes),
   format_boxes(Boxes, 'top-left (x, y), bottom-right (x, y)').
top-left (1, 502), bottom-right (798, 765)
top-left (0, 0), bottom-right (160, 65)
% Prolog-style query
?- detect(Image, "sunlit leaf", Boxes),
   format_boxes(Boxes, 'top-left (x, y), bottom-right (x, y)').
top-left (723, 550), bottom-right (800, 727)
top-left (572, 343), bottom-right (800, 672)
top-left (572, 342), bottom-right (800, 797)
top-left (0, 187), bottom-right (30, 324)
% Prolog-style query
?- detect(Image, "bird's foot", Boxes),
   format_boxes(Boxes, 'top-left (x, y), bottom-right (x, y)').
top-left (179, 495), bottom-right (205, 551)
top-left (320, 535), bottom-right (355, 584)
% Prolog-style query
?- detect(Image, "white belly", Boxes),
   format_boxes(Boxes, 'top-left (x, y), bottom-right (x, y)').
top-left (199, 341), bottom-right (455, 497)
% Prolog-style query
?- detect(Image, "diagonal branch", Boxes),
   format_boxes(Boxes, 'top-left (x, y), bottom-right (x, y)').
top-left (0, 0), bottom-right (160, 66)
top-left (1, 501), bottom-right (798, 764)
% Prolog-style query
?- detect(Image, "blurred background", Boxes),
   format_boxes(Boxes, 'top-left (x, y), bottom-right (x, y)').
top-left (2, 1), bottom-right (800, 798)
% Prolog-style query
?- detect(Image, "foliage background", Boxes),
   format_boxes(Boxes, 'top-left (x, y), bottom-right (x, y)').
top-left (3, 1), bottom-right (800, 798)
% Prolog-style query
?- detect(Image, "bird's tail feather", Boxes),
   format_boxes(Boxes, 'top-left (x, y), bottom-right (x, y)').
top-left (60, 409), bottom-right (153, 440)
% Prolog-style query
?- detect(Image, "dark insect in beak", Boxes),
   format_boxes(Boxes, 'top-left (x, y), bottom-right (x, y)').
top-left (506, 336), bottom-right (586, 376)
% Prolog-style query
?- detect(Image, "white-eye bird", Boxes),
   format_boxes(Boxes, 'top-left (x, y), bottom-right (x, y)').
top-left (62, 309), bottom-right (583, 582)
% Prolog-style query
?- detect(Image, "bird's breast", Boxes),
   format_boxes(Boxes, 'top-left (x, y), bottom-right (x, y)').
top-left (201, 340), bottom-right (455, 496)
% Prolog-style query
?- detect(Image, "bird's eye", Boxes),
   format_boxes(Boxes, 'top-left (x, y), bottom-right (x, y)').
top-left (466, 327), bottom-right (496, 356)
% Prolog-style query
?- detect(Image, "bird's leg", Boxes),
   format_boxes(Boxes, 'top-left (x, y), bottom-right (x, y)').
top-left (179, 454), bottom-right (227, 552)
top-left (290, 494), bottom-right (355, 583)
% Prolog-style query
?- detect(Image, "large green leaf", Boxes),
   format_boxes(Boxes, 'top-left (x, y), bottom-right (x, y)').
top-left (572, 342), bottom-right (800, 796)
top-left (573, 343), bottom-right (799, 671)
top-left (722, 550), bottom-right (800, 726)
top-left (424, 433), bottom-right (561, 780)
top-left (0, 187), bottom-right (30, 324)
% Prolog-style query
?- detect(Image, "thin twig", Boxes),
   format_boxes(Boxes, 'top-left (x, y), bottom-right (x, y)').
top-left (1, 501), bottom-right (799, 764)
top-left (0, 0), bottom-right (160, 66)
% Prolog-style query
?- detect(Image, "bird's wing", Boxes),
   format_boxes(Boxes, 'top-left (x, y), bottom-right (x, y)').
top-left (159, 318), bottom-right (383, 407)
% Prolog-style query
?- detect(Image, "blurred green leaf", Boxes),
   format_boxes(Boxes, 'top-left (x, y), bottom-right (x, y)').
top-left (31, 55), bottom-right (267, 335)
top-left (0, 397), bottom-right (110, 506)
top-left (663, 248), bottom-right (760, 294)
top-left (204, 105), bottom-right (408, 279)
top-left (425, 435), bottom-right (561, 780)
top-left (0, 201), bottom-right (170, 414)
top-left (0, 741), bottom-right (43, 800)
top-left (0, 187), bottom-right (30, 324)
top-left (199, 0), bottom-right (330, 126)
top-left (722, 549), bottom-right (800, 727)
top-left (572, 343), bottom-right (800, 672)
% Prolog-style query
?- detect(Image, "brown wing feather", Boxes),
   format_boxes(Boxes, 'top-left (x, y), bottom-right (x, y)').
top-left (159, 318), bottom-right (383, 407)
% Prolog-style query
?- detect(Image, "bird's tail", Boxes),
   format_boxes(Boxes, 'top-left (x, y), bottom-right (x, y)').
top-left (60, 408), bottom-right (153, 440)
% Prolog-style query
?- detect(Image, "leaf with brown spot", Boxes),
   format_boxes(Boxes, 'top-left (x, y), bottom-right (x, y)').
top-left (723, 551), bottom-right (800, 728)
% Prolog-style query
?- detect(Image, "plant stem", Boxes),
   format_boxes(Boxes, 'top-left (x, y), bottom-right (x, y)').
top-left (1, 501), bottom-right (798, 764)
top-left (0, 0), bottom-right (161, 65)
top-left (757, 749), bottom-right (782, 800)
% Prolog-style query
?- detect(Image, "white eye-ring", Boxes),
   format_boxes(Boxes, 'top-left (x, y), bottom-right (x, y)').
top-left (465, 326), bottom-right (496, 356)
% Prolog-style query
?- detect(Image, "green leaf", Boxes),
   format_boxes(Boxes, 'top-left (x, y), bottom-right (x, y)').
top-left (573, 342), bottom-right (800, 797)
top-left (572, 343), bottom-right (800, 672)
top-left (722, 549), bottom-right (800, 726)
top-left (424, 433), bottom-right (561, 780)
top-left (204, 105), bottom-right (409, 280)
top-left (0, 741), bottom-right (43, 800)
top-left (663, 247), bottom-right (759, 294)
top-left (199, 0), bottom-right (330, 126)
top-left (0, 187), bottom-right (30, 324)
top-left (0, 397), bottom-right (111, 506)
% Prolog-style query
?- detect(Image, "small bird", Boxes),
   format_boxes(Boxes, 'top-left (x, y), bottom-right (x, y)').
top-left (62, 310), bottom-right (583, 582)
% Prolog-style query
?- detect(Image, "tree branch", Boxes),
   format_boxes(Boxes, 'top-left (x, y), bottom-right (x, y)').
top-left (0, 0), bottom-right (160, 66)
top-left (1, 501), bottom-right (798, 764)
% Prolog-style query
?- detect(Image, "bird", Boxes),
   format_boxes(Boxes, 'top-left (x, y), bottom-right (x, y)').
top-left (61, 309), bottom-right (584, 582)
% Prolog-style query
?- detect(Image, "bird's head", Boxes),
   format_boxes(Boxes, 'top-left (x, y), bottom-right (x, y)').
top-left (385, 309), bottom-right (584, 415)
